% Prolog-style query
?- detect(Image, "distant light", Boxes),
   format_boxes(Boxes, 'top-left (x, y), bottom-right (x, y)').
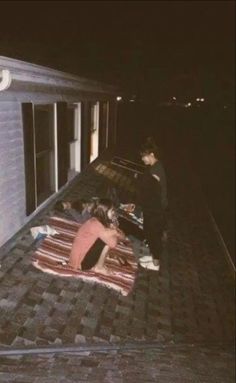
top-left (172, 97), bottom-right (176, 100)
top-left (129, 99), bottom-right (135, 102)
top-left (200, 98), bottom-right (204, 102)
top-left (185, 102), bottom-right (192, 108)
top-left (116, 96), bottom-right (122, 101)
top-left (196, 98), bottom-right (200, 101)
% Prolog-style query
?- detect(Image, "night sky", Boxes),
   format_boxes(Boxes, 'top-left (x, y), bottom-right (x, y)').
top-left (0, 0), bottom-right (235, 100)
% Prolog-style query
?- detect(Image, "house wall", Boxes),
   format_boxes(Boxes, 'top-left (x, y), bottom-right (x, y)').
top-left (0, 57), bottom-right (120, 248)
top-left (0, 89), bottom-right (118, 249)
top-left (0, 101), bottom-right (26, 245)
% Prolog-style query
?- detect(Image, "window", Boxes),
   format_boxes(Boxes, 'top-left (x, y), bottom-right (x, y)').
top-left (22, 103), bottom-right (56, 214)
top-left (99, 101), bottom-right (109, 152)
top-left (67, 103), bottom-right (82, 175)
top-left (89, 101), bottom-right (99, 162)
top-left (34, 104), bottom-right (55, 205)
top-left (67, 104), bottom-right (78, 142)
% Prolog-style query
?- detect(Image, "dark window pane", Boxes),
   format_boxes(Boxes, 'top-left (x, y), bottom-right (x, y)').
top-left (36, 152), bottom-right (53, 204)
top-left (67, 104), bottom-right (77, 142)
top-left (35, 105), bottom-right (54, 153)
top-left (99, 101), bottom-right (109, 151)
top-left (34, 104), bottom-right (55, 205)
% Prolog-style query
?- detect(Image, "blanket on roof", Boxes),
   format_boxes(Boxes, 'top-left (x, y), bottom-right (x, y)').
top-left (32, 216), bottom-right (138, 296)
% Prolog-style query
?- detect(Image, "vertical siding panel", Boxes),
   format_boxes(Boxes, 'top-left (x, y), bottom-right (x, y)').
top-left (22, 103), bottom-right (36, 215)
top-left (108, 100), bottom-right (116, 147)
top-left (99, 101), bottom-right (107, 153)
top-left (80, 101), bottom-right (90, 169)
top-left (57, 102), bottom-right (69, 188)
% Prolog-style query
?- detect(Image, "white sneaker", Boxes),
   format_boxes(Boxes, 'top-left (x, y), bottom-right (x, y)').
top-left (138, 255), bottom-right (153, 263)
top-left (139, 260), bottom-right (160, 271)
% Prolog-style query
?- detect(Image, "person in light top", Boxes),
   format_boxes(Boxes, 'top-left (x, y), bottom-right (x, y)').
top-left (69, 199), bottom-right (126, 275)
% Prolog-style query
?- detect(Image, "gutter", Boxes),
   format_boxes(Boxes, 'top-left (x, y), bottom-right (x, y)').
top-left (0, 56), bottom-right (119, 94)
top-left (0, 340), bottom-right (233, 357)
top-left (0, 69), bottom-right (12, 91)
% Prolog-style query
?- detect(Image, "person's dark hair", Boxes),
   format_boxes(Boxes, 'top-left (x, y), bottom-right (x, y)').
top-left (71, 199), bottom-right (88, 213)
top-left (106, 186), bottom-right (120, 208)
top-left (92, 198), bottom-right (114, 227)
top-left (54, 200), bottom-right (66, 212)
top-left (140, 136), bottom-right (159, 158)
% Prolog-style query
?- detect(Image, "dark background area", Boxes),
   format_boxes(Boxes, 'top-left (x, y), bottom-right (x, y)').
top-left (0, 1), bottom-right (235, 260)
top-left (0, 1), bottom-right (234, 100)
top-left (116, 101), bottom-right (235, 261)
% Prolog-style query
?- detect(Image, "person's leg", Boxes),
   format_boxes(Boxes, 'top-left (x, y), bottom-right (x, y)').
top-left (81, 239), bottom-right (106, 270)
top-left (92, 245), bottom-right (110, 274)
top-left (161, 208), bottom-right (168, 242)
top-left (81, 239), bottom-right (112, 275)
top-left (143, 212), bottom-right (164, 267)
top-left (149, 228), bottom-right (163, 266)
top-left (143, 212), bottom-right (153, 250)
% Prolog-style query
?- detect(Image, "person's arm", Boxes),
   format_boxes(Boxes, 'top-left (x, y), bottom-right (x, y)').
top-left (96, 221), bottom-right (121, 248)
top-left (120, 203), bottom-right (136, 212)
top-left (101, 220), bottom-right (128, 246)
top-left (152, 174), bottom-right (160, 182)
top-left (115, 227), bottom-right (126, 241)
top-left (100, 228), bottom-right (118, 248)
top-left (152, 167), bottom-right (168, 208)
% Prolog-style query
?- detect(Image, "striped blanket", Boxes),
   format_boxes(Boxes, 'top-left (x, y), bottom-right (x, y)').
top-left (32, 216), bottom-right (138, 296)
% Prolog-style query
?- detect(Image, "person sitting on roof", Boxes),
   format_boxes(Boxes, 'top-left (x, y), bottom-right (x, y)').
top-left (54, 198), bottom-right (96, 224)
top-left (69, 198), bottom-right (126, 275)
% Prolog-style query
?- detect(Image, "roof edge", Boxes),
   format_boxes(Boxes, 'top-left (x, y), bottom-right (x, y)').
top-left (0, 55), bottom-right (119, 95)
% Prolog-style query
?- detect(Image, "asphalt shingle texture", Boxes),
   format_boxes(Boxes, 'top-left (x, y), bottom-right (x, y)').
top-left (0, 343), bottom-right (234, 383)
top-left (0, 149), bottom-right (234, 381)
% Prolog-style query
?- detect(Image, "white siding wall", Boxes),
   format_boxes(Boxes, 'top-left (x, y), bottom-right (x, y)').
top-left (0, 102), bottom-right (26, 246)
top-left (0, 56), bottom-right (118, 248)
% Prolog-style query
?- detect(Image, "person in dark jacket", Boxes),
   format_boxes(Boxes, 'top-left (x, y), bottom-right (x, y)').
top-left (131, 137), bottom-right (168, 270)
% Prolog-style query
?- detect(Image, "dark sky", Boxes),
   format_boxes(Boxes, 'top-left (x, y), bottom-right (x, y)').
top-left (0, 0), bottom-right (235, 100)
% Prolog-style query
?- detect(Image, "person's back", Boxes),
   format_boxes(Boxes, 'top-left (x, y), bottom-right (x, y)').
top-left (69, 217), bottom-right (117, 269)
top-left (69, 199), bottom-right (125, 274)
